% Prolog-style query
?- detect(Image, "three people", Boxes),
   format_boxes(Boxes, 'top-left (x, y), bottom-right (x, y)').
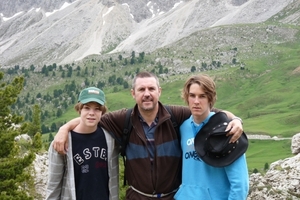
top-left (46, 87), bottom-right (119, 200)
top-left (174, 74), bottom-right (249, 199)
top-left (53, 72), bottom-right (244, 199)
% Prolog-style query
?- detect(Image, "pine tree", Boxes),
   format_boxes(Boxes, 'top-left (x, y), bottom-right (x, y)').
top-left (27, 104), bottom-right (42, 137)
top-left (32, 132), bottom-right (42, 151)
top-left (0, 72), bottom-right (35, 199)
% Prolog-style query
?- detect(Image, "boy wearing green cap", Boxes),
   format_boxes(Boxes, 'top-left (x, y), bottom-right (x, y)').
top-left (46, 87), bottom-right (119, 200)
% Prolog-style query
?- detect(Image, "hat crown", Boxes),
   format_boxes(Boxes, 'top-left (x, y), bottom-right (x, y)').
top-left (78, 87), bottom-right (105, 105)
top-left (194, 112), bottom-right (248, 167)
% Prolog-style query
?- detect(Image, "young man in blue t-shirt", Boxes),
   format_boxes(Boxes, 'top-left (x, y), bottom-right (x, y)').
top-left (174, 74), bottom-right (249, 200)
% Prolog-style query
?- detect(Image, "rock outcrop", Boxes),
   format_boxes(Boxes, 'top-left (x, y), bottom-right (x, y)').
top-left (33, 152), bottom-right (48, 199)
top-left (247, 133), bottom-right (300, 200)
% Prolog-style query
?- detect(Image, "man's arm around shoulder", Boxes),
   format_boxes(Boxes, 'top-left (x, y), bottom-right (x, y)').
top-left (53, 117), bottom-right (80, 154)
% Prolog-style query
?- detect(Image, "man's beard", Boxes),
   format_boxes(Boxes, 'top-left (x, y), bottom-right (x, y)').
top-left (141, 100), bottom-right (156, 111)
top-left (141, 104), bottom-right (155, 111)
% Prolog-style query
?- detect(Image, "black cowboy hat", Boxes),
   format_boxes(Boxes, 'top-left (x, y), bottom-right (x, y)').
top-left (194, 112), bottom-right (248, 167)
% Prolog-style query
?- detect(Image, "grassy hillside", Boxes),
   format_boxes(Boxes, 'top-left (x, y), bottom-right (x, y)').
top-left (52, 48), bottom-right (300, 138)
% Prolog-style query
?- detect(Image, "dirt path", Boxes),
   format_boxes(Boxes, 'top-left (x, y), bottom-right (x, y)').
top-left (247, 134), bottom-right (292, 140)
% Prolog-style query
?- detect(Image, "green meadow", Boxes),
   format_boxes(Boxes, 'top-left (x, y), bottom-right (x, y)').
top-left (246, 139), bottom-right (292, 171)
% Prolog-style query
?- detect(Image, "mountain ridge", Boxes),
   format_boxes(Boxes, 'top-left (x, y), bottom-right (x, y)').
top-left (0, 0), bottom-right (297, 68)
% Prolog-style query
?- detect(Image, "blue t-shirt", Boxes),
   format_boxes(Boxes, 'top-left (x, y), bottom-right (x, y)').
top-left (174, 112), bottom-right (249, 200)
top-left (71, 127), bottom-right (109, 200)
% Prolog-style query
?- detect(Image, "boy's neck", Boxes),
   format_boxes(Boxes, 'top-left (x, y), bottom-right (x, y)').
top-left (73, 124), bottom-right (97, 134)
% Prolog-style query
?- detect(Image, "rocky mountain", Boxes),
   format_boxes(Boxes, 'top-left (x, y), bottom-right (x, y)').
top-left (0, 0), bottom-right (298, 68)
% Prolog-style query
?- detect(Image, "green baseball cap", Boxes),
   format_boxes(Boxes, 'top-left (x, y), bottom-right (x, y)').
top-left (78, 87), bottom-right (105, 105)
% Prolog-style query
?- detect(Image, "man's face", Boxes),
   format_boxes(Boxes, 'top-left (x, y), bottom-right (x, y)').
top-left (131, 77), bottom-right (161, 112)
top-left (188, 83), bottom-right (210, 123)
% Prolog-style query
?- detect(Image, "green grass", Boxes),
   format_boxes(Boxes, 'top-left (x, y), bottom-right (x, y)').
top-left (246, 139), bottom-right (292, 171)
top-left (106, 91), bottom-right (136, 110)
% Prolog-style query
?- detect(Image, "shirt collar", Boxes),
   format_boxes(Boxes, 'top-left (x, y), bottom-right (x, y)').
top-left (190, 112), bottom-right (215, 133)
top-left (138, 112), bottom-right (158, 126)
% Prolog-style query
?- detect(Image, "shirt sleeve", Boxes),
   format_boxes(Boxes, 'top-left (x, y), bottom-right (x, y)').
top-left (224, 154), bottom-right (249, 200)
top-left (46, 142), bottom-right (66, 200)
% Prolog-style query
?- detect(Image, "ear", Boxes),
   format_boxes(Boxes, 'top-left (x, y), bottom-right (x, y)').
top-left (131, 88), bottom-right (135, 99)
top-left (158, 87), bottom-right (162, 97)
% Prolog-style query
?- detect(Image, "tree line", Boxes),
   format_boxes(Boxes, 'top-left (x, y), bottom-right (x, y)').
top-left (3, 49), bottom-right (224, 135)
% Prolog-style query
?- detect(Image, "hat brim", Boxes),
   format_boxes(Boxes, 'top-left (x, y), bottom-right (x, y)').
top-left (80, 98), bottom-right (105, 105)
top-left (194, 112), bottom-right (248, 167)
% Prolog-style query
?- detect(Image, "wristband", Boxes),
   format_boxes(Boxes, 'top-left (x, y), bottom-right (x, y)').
top-left (232, 117), bottom-right (243, 124)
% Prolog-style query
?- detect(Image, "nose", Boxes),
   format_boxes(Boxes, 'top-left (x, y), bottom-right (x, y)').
top-left (88, 109), bottom-right (95, 115)
top-left (144, 89), bottom-right (150, 96)
top-left (194, 96), bottom-right (200, 103)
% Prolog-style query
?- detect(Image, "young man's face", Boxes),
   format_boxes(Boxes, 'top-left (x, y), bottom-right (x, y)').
top-left (131, 77), bottom-right (161, 112)
top-left (188, 83), bottom-right (210, 123)
top-left (80, 102), bottom-right (102, 128)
